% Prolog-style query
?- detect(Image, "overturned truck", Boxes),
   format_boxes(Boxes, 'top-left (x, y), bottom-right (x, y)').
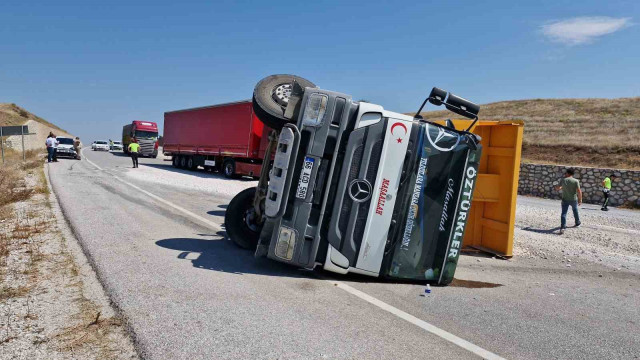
top-left (225, 74), bottom-right (484, 285)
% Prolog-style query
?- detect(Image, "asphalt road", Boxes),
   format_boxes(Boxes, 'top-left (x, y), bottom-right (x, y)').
top-left (47, 149), bottom-right (640, 360)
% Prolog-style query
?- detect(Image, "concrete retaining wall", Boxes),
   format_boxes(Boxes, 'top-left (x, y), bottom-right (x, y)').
top-left (2, 120), bottom-right (74, 152)
top-left (518, 163), bottom-right (640, 207)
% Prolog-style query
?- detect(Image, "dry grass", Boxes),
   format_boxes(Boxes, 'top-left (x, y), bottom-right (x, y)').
top-left (0, 103), bottom-right (67, 133)
top-left (417, 97), bottom-right (640, 169)
top-left (0, 149), bottom-right (43, 208)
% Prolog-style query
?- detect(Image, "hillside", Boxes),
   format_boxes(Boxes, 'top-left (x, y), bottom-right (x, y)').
top-left (0, 103), bottom-right (67, 133)
top-left (418, 97), bottom-right (640, 170)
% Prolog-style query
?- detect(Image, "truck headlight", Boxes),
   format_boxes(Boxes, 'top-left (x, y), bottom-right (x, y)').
top-left (275, 226), bottom-right (296, 260)
top-left (301, 93), bottom-right (328, 126)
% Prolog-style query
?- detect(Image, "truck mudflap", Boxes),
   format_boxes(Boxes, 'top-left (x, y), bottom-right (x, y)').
top-left (381, 122), bottom-right (482, 285)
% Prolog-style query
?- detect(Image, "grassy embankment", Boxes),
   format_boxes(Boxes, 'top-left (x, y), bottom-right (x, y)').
top-left (0, 103), bottom-right (67, 132)
top-left (418, 97), bottom-right (640, 170)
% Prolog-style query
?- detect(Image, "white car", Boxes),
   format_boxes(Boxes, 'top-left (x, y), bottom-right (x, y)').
top-left (110, 141), bottom-right (123, 151)
top-left (93, 140), bottom-right (110, 151)
top-left (55, 137), bottom-right (78, 159)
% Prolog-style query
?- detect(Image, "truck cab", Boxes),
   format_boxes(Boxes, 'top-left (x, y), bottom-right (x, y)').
top-left (123, 120), bottom-right (159, 158)
top-left (226, 75), bottom-right (482, 285)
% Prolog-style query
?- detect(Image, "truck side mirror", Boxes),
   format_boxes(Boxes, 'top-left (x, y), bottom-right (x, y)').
top-left (445, 93), bottom-right (480, 119)
top-left (428, 87), bottom-right (447, 106)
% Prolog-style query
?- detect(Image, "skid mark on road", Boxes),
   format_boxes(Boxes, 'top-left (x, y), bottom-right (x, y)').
top-left (83, 149), bottom-right (223, 232)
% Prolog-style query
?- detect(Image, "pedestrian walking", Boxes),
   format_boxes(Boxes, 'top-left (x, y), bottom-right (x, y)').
top-left (128, 138), bottom-right (140, 168)
top-left (73, 137), bottom-right (82, 160)
top-left (554, 168), bottom-right (582, 234)
top-left (45, 133), bottom-right (56, 163)
top-left (601, 174), bottom-right (617, 211)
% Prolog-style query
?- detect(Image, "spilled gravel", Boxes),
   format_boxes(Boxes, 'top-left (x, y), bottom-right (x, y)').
top-left (514, 196), bottom-right (640, 273)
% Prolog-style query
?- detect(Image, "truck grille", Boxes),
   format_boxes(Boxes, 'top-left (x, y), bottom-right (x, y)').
top-left (328, 119), bottom-right (386, 265)
top-left (338, 144), bottom-right (364, 235)
top-left (139, 140), bottom-right (155, 155)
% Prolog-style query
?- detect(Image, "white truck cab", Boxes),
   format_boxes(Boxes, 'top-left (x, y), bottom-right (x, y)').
top-left (226, 75), bottom-right (482, 285)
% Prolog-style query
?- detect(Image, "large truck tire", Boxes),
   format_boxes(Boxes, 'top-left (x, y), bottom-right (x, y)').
top-left (179, 156), bottom-right (187, 169)
top-left (252, 74), bottom-right (316, 130)
top-left (223, 159), bottom-right (236, 179)
top-left (225, 187), bottom-right (262, 250)
top-left (187, 156), bottom-right (195, 170)
top-left (172, 155), bottom-right (179, 167)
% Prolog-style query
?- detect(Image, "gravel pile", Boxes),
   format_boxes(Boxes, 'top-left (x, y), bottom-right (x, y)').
top-left (126, 164), bottom-right (256, 197)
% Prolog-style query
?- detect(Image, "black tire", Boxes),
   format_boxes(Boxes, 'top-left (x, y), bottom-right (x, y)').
top-left (172, 156), bottom-right (179, 167)
top-left (252, 74), bottom-right (316, 130)
top-left (223, 159), bottom-right (236, 179)
top-left (225, 187), bottom-right (261, 250)
top-left (179, 156), bottom-right (187, 169)
top-left (187, 156), bottom-right (195, 170)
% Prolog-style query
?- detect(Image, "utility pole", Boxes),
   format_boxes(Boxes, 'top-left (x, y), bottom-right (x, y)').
top-left (21, 125), bottom-right (25, 161)
top-left (1, 126), bottom-right (4, 164)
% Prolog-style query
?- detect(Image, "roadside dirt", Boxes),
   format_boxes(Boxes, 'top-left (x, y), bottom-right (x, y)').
top-left (0, 164), bottom-right (138, 359)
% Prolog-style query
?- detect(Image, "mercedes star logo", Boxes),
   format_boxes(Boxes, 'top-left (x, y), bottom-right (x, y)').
top-left (426, 124), bottom-right (461, 152)
top-left (349, 179), bottom-right (372, 202)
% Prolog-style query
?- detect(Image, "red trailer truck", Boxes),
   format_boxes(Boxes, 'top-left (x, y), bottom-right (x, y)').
top-left (163, 101), bottom-right (272, 178)
top-left (122, 120), bottom-right (159, 157)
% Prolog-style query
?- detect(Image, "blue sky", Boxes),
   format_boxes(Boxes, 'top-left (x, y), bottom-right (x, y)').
top-left (1, 0), bottom-right (638, 141)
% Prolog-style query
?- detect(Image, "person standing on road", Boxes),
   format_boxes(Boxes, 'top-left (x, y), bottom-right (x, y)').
top-left (554, 168), bottom-right (582, 234)
top-left (45, 133), bottom-right (56, 163)
top-left (73, 137), bottom-right (82, 160)
top-left (51, 133), bottom-right (59, 162)
top-left (128, 138), bottom-right (140, 168)
top-left (601, 174), bottom-right (617, 211)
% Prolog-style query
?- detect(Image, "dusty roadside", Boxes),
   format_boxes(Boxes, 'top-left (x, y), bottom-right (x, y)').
top-left (0, 155), bottom-right (138, 359)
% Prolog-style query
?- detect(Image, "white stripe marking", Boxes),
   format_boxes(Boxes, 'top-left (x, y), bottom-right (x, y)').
top-left (82, 149), bottom-right (223, 232)
top-left (329, 280), bottom-right (506, 360)
top-left (82, 150), bottom-right (503, 359)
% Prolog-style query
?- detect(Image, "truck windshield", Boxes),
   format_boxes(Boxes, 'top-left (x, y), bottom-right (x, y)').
top-left (384, 123), bottom-right (479, 284)
top-left (135, 130), bottom-right (157, 140)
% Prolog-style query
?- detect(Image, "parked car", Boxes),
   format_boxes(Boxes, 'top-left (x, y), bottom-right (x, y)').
top-left (55, 137), bottom-right (78, 159)
top-left (93, 140), bottom-right (110, 151)
top-left (110, 141), bottom-right (123, 151)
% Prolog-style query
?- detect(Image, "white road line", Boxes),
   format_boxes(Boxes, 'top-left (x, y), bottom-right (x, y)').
top-left (327, 280), bottom-right (506, 359)
top-left (82, 149), bottom-right (223, 232)
top-left (82, 149), bottom-right (503, 359)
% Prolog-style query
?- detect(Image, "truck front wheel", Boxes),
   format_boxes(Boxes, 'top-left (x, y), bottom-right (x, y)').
top-left (225, 187), bottom-right (262, 250)
top-left (252, 74), bottom-right (316, 130)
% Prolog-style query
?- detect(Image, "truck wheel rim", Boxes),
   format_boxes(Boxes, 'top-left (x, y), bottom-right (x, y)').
top-left (244, 209), bottom-right (259, 232)
top-left (225, 164), bottom-right (232, 176)
top-left (272, 83), bottom-right (292, 106)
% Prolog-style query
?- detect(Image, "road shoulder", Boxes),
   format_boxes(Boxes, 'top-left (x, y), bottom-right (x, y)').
top-left (0, 161), bottom-right (138, 359)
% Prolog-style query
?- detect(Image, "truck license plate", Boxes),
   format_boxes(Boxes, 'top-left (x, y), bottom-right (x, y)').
top-left (296, 157), bottom-right (315, 199)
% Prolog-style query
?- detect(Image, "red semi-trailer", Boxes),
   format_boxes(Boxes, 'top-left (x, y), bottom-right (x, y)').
top-left (163, 101), bottom-right (272, 178)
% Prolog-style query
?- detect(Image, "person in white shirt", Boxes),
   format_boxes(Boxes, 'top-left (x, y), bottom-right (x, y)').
top-left (51, 133), bottom-right (59, 162)
top-left (45, 133), bottom-right (56, 163)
